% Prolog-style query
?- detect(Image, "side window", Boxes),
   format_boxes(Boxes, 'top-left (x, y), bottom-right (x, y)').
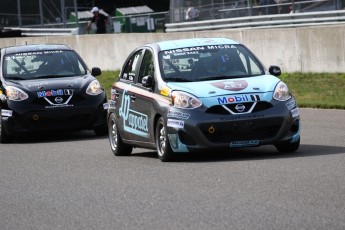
top-left (138, 50), bottom-right (154, 84)
top-left (121, 50), bottom-right (143, 82)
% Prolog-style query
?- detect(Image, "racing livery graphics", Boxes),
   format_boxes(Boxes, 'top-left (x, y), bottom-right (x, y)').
top-left (107, 38), bottom-right (300, 162)
top-left (0, 44), bottom-right (108, 143)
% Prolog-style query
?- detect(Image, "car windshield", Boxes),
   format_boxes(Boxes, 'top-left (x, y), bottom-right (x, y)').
top-left (158, 44), bottom-right (265, 82)
top-left (3, 50), bottom-right (88, 80)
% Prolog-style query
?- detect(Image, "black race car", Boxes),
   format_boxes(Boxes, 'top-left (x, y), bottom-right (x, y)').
top-left (0, 44), bottom-right (108, 143)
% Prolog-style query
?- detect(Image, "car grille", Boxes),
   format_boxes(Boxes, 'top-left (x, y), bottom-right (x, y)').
top-left (199, 117), bottom-right (283, 143)
top-left (31, 95), bottom-right (84, 106)
top-left (206, 102), bottom-right (273, 114)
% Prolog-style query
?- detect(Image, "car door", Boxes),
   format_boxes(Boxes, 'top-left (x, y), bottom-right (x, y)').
top-left (118, 48), bottom-right (156, 144)
top-left (131, 49), bottom-right (157, 144)
top-left (114, 49), bottom-right (145, 141)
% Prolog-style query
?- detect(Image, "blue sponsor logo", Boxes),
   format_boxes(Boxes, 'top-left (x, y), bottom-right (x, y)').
top-left (37, 89), bottom-right (64, 98)
top-left (217, 94), bottom-right (260, 104)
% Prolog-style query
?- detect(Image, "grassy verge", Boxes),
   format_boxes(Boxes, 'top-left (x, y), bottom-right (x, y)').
top-left (280, 73), bottom-right (345, 109)
top-left (99, 71), bottom-right (345, 110)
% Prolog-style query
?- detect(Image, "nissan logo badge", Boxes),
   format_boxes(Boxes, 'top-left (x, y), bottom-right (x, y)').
top-left (55, 97), bottom-right (63, 104)
top-left (235, 104), bottom-right (246, 112)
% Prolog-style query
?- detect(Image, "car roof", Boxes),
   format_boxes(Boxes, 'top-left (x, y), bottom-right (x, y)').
top-left (2, 44), bottom-right (72, 55)
top-left (155, 37), bottom-right (240, 51)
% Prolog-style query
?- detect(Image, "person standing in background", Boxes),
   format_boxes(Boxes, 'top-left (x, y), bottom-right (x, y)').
top-left (86, 7), bottom-right (108, 34)
top-left (185, 1), bottom-right (200, 20)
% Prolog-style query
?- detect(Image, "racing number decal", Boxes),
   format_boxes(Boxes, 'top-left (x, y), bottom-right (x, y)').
top-left (119, 89), bottom-right (149, 138)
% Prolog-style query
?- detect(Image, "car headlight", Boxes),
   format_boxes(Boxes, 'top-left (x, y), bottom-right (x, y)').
top-left (171, 91), bottom-right (202, 109)
top-left (5, 86), bottom-right (28, 101)
top-left (273, 81), bottom-right (291, 101)
top-left (86, 80), bottom-right (103, 95)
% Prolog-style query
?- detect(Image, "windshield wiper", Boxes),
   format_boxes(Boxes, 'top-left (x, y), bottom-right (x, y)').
top-left (164, 77), bottom-right (192, 82)
top-left (198, 75), bottom-right (246, 81)
top-left (5, 76), bottom-right (26, 80)
top-left (32, 74), bottom-right (74, 79)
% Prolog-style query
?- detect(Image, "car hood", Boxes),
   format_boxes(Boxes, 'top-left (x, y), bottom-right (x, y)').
top-left (167, 75), bottom-right (280, 96)
top-left (166, 75), bottom-right (281, 106)
top-left (7, 75), bottom-right (93, 92)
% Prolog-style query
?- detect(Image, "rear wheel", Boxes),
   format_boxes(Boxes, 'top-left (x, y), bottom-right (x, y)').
top-left (0, 115), bottom-right (12, 143)
top-left (108, 113), bottom-right (132, 156)
top-left (275, 138), bottom-right (300, 153)
top-left (155, 117), bottom-right (175, 162)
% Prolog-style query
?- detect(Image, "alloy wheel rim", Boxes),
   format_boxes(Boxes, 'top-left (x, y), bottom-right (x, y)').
top-left (158, 124), bottom-right (166, 156)
top-left (110, 118), bottom-right (118, 150)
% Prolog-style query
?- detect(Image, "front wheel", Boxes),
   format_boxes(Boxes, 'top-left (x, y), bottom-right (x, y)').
top-left (155, 117), bottom-right (175, 162)
top-left (108, 113), bottom-right (132, 156)
top-left (275, 138), bottom-right (300, 153)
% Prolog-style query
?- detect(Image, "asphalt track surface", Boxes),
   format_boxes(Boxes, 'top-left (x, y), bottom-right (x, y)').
top-left (0, 108), bottom-right (344, 230)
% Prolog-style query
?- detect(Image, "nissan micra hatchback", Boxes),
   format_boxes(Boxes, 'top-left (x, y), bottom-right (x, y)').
top-left (108, 38), bottom-right (300, 161)
top-left (0, 44), bottom-right (108, 143)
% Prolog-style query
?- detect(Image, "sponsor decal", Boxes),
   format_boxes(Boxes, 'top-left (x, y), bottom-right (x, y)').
top-left (160, 86), bottom-right (171, 97)
top-left (163, 45), bottom-right (237, 55)
top-left (220, 114), bottom-right (264, 121)
top-left (230, 140), bottom-right (259, 148)
top-left (64, 89), bottom-right (74, 96)
top-left (167, 110), bottom-right (190, 119)
top-left (28, 82), bottom-right (49, 88)
top-left (108, 100), bottom-right (116, 109)
top-left (217, 94), bottom-right (260, 105)
top-left (37, 89), bottom-right (74, 98)
top-left (6, 51), bottom-right (64, 61)
top-left (119, 89), bottom-right (149, 138)
top-left (45, 104), bottom-right (73, 109)
top-left (167, 119), bottom-right (184, 129)
top-left (211, 80), bottom-right (248, 91)
top-left (291, 108), bottom-right (299, 118)
top-left (286, 99), bottom-right (296, 110)
top-left (37, 89), bottom-right (63, 98)
top-left (1, 109), bottom-right (13, 117)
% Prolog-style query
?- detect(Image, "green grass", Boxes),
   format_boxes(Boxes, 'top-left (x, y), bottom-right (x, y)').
top-left (280, 73), bottom-right (345, 109)
top-left (99, 71), bottom-right (345, 110)
top-left (98, 70), bottom-right (119, 99)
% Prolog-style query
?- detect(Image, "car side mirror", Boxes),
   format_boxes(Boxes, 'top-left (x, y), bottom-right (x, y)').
top-left (142, 75), bottom-right (153, 88)
top-left (91, 67), bottom-right (102, 77)
top-left (269, 65), bottom-right (281, 77)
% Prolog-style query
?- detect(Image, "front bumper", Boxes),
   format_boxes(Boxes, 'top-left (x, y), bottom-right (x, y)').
top-left (165, 99), bottom-right (300, 152)
top-left (1, 96), bottom-right (107, 136)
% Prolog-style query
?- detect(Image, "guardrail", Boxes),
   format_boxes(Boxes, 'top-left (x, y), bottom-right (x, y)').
top-left (2, 27), bottom-right (79, 37)
top-left (165, 10), bottom-right (345, 32)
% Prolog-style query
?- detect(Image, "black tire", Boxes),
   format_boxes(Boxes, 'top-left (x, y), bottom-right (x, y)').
top-left (155, 117), bottom-right (175, 162)
top-left (275, 137), bottom-right (300, 153)
top-left (108, 113), bottom-right (132, 156)
top-left (0, 115), bottom-right (12, 143)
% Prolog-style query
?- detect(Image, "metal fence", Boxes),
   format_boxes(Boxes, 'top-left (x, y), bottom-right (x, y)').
top-left (170, 0), bottom-right (343, 23)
